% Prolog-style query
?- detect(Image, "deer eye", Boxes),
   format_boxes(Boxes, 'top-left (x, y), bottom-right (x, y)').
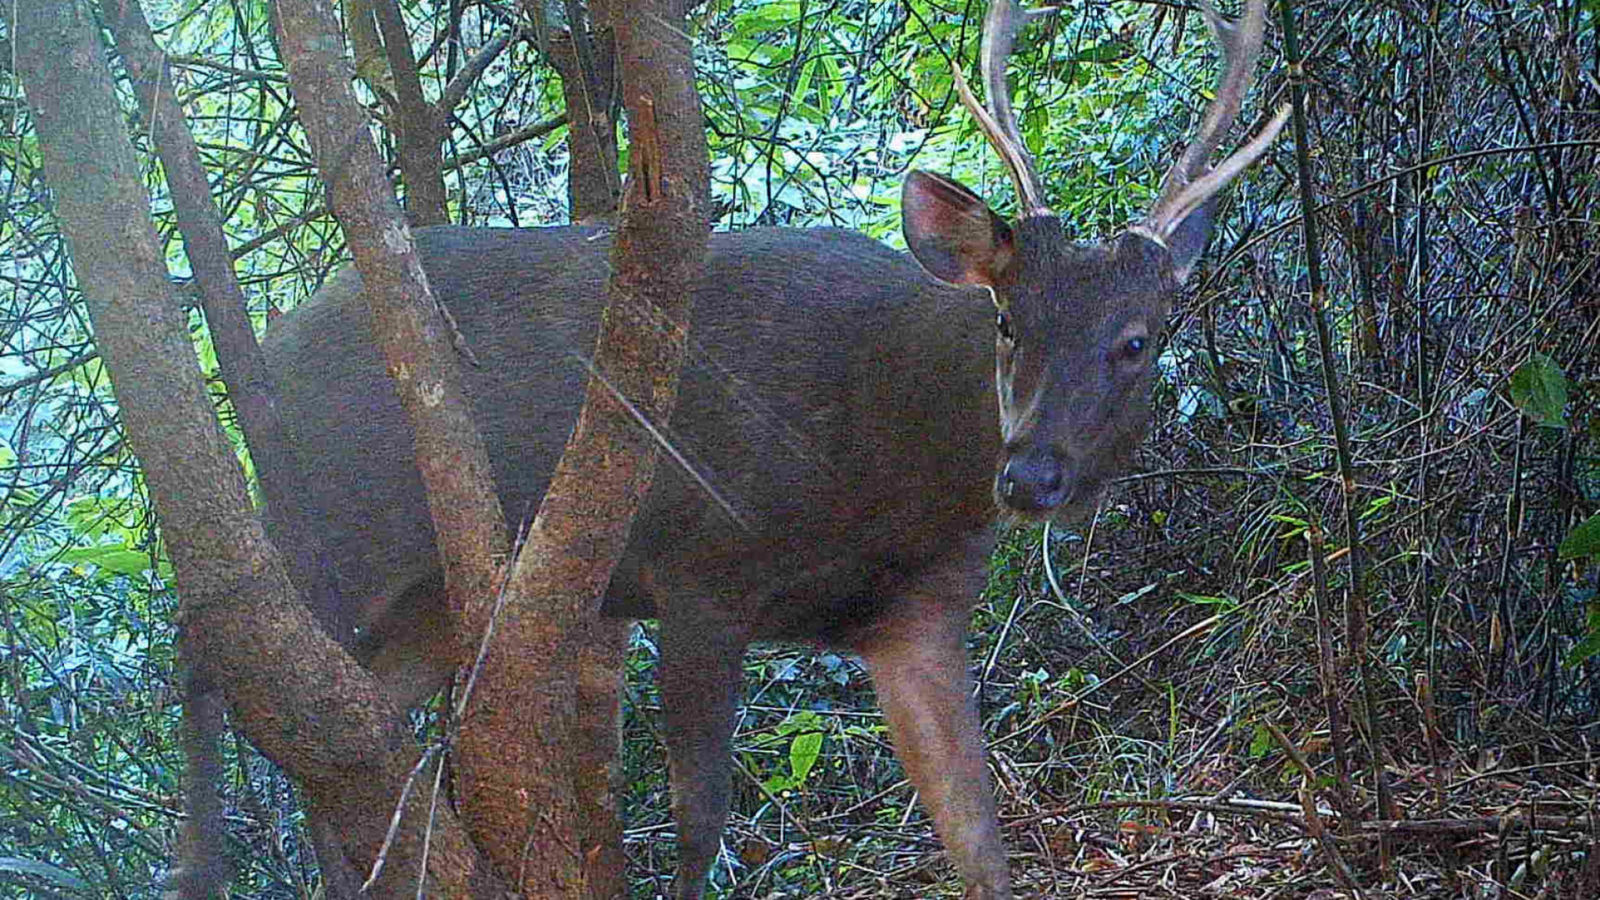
top-left (995, 311), bottom-right (1014, 343)
top-left (1117, 335), bottom-right (1147, 362)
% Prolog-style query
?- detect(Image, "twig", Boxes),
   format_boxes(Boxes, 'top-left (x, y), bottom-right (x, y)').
top-left (1300, 784), bottom-right (1364, 896)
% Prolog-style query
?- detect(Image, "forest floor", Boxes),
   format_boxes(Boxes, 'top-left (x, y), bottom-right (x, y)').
top-left (615, 577), bottom-right (1600, 900)
top-left (811, 742), bottom-right (1598, 899)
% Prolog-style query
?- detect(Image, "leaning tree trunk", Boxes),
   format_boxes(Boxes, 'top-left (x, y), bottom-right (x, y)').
top-left (529, 0), bottom-right (630, 892)
top-left (18, 1), bottom-right (500, 894)
top-left (453, 0), bottom-right (712, 893)
top-left (102, 5), bottom-right (356, 884)
top-left (271, 0), bottom-right (509, 663)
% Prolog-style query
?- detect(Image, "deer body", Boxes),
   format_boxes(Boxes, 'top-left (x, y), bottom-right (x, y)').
top-left (262, 2), bottom-right (1285, 895)
top-left (268, 224), bottom-right (1002, 646)
top-left (266, 224), bottom-right (1018, 896)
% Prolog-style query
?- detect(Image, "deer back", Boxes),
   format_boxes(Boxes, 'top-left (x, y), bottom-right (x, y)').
top-left (263, 224), bottom-right (999, 657)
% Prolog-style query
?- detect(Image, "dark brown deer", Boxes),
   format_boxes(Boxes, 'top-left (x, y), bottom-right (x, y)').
top-left (263, 1), bottom-right (1286, 896)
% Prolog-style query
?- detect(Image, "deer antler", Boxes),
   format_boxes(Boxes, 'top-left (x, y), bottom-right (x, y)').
top-left (1142, 0), bottom-right (1291, 243)
top-left (953, 0), bottom-right (1059, 218)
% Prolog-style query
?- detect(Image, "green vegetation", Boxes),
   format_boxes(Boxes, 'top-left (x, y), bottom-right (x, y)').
top-left (3, 0), bottom-right (1597, 896)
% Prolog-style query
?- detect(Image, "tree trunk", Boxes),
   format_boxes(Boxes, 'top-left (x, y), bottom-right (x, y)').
top-left (101, 10), bottom-right (361, 885)
top-left (538, 0), bottom-right (623, 221)
top-left (454, 0), bottom-right (711, 894)
top-left (545, 1), bottom-right (628, 891)
top-left (18, 0), bottom-right (500, 894)
top-left (371, 0), bottom-right (451, 225)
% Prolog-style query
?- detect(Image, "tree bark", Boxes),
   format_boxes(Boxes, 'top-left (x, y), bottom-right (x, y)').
top-left (528, 0), bottom-right (622, 221)
top-left (18, 0), bottom-right (500, 894)
top-left (543, 1), bottom-right (628, 891)
top-left (371, 0), bottom-right (451, 225)
top-left (454, 0), bottom-right (710, 894)
top-left (101, 12), bottom-right (364, 885)
top-left (104, 0), bottom-right (346, 646)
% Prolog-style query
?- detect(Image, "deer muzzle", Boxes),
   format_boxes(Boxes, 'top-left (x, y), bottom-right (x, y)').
top-left (996, 443), bottom-right (1068, 514)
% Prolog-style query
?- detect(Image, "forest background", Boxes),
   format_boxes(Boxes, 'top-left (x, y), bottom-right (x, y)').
top-left (1, 0), bottom-right (1598, 897)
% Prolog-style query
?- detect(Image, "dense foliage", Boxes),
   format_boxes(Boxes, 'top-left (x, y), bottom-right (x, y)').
top-left (1, 0), bottom-right (1597, 896)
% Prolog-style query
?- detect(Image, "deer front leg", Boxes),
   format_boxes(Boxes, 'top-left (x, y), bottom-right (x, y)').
top-left (856, 598), bottom-right (1012, 900)
top-left (659, 608), bottom-right (747, 900)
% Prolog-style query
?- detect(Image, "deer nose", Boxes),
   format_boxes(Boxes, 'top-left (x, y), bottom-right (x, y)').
top-left (998, 445), bottom-right (1067, 512)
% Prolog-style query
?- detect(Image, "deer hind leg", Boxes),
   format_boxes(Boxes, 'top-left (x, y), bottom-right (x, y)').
top-left (349, 575), bottom-right (457, 711)
top-left (658, 606), bottom-right (747, 900)
top-left (852, 550), bottom-right (1012, 899)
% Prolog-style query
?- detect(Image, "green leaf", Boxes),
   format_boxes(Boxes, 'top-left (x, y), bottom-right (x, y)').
top-left (1565, 631), bottom-right (1600, 669)
top-left (1248, 724), bottom-right (1272, 758)
top-left (788, 730), bottom-right (823, 785)
top-left (760, 771), bottom-right (798, 793)
top-left (1177, 592), bottom-right (1238, 612)
top-left (1558, 513), bottom-right (1600, 560)
top-left (1072, 39), bottom-right (1131, 64)
top-left (792, 59), bottom-right (814, 112)
top-left (59, 546), bottom-right (154, 577)
top-left (1564, 606), bottom-right (1600, 669)
top-left (1115, 582), bottom-right (1157, 605)
top-left (1509, 352), bottom-right (1568, 427)
top-left (0, 857), bottom-right (91, 893)
top-left (1360, 493), bottom-right (1395, 520)
top-left (730, 0), bottom-right (800, 38)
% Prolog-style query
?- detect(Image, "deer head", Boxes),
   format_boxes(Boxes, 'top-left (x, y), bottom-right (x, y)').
top-left (903, 0), bottom-right (1288, 521)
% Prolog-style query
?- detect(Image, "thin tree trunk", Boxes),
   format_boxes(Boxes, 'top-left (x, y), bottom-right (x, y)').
top-left (542, 2), bottom-right (627, 891)
top-left (371, 0), bottom-right (451, 225)
top-left (102, 11), bottom-right (365, 885)
top-left (533, 0), bottom-right (623, 221)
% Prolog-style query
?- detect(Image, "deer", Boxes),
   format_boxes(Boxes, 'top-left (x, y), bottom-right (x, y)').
top-left (260, 1), bottom-right (1287, 896)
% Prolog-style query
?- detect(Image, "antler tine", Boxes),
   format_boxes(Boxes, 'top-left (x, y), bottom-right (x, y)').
top-left (1167, 2), bottom-right (1258, 194)
top-left (953, 0), bottom-right (1059, 218)
top-left (1145, 0), bottom-right (1288, 242)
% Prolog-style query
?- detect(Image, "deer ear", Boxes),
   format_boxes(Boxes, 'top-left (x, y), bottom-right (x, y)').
top-left (1164, 193), bottom-right (1221, 283)
top-left (903, 171), bottom-right (1015, 287)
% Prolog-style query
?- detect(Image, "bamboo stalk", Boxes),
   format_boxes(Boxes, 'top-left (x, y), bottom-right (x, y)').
top-left (1277, 0), bottom-right (1395, 853)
